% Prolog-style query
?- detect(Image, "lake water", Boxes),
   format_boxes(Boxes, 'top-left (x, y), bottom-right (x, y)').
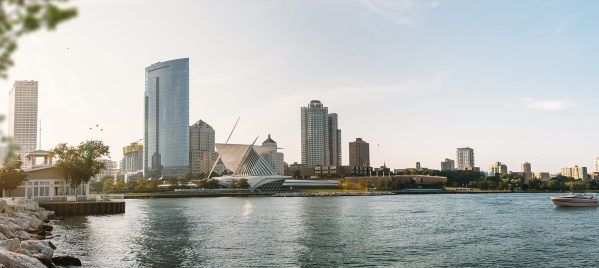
top-left (49, 193), bottom-right (599, 267)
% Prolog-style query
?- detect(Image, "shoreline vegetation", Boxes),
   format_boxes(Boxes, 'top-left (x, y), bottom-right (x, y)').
top-left (95, 189), bottom-right (589, 199)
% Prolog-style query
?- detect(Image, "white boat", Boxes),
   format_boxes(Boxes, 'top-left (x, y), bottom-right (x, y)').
top-left (551, 193), bottom-right (599, 207)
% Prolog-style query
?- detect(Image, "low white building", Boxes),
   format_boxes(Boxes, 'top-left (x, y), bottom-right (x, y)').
top-left (6, 150), bottom-right (89, 201)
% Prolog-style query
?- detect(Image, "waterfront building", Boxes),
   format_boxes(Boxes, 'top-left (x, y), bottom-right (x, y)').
top-left (561, 165), bottom-right (587, 180)
top-left (122, 142), bottom-right (144, 183)
top-left (441, 158), bottom-right (455, 170)
top-left (8, 80), bottom-right (38, 157)
top-left (300, 100), bottom-right (341, 167)
top-left (456, 147), bottom-right (475, 170)
top-left (144, 58), bottom-right (190, 179)
top-left (349, 138), bottom-right (370, 167)
top-left (189, 120), bottom-right (217, 176)
top-left (7, 150), bottom-right (89, 200)
top-left (260, 134), bottom-right (284, 175)
top-left (589, 172), bottom-right (599, 181)
top-left (533, 172), bottom-right (550, 182)
top-left (299, 165), bottom-right (372, 179)
top-left (489, 162), bottom-right (508, 175)
top-left (328, 113), bottom-right (342, 166)
top-left (521, 162), bottom-right (532, 179)
top-left (213, 143), bottom-right (291, 191)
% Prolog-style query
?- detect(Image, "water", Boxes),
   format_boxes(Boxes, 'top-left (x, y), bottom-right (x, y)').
top-left (49, 193), bottom-right (599, 267)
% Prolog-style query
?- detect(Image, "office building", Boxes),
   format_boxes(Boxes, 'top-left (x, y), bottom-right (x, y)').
top-left (561, 165), bottom-right (587, 180)
top-left (521, 162), bottom-right (532, 179)
top-left (456, 147), bottom-right (474, 170)
top-left (441, 158), bottom-right (455, 170)
top-left (349, 138), bottom-right (370, 167)
top-left (301, 100), bottom-right (329, 167)
top-left (144, 58), bottom-right (190, 179)
top-left (595, 157), bottom-right (599, 172)
top-left (328, 113), bottom-right (342, 165)
top-left (0, 145), bottom-right (6, 167)
top-left (533, 172), bottom-right (550, 182)
top-left (260, 134), bottom-right (284, 175)
top-left (489, 162), bottom-right (508, 175)
top-left (189, 120), bottom-right (217, 176)
top-left (8, 80), bottom-right (38, 156)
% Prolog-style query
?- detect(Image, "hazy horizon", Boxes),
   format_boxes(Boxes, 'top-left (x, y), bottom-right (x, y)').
top-left (2, 0), bottom-right (599, 174)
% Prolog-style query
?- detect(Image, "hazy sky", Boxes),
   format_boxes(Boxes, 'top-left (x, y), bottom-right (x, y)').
top-left (2, 0), bottom-right (599, 173)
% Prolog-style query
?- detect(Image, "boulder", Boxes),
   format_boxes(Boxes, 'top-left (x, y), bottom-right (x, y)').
top-left (31, 254), bottom-right (55, 268)
top-left (0, 222), bottom-right (17, 239)
top-left (20, 240), bottom-right (54, 259)
top-left (0, 239), bottom-right (21, 253)
top-left (16, 230), bottom-right (33, 241)
top-left (0, 248), bottom-right (46, 268)
top-left (51, 255), bottom-right (82, 266)
top-left (40, 225), bottom-right (53, 232)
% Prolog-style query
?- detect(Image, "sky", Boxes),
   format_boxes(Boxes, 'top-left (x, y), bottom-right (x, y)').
top-left (1, 0), bottom-right (599, 174)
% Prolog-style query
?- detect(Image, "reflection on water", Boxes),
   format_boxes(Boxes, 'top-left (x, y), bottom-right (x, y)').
top-left (50, 194), bottom-right (599, 267)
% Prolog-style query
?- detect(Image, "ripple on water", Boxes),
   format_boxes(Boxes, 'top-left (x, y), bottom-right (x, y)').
top-left (49, 194), bottom-right (599, 267)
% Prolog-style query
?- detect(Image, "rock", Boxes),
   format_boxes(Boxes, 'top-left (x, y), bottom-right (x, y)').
top-left (0, 239), bottom-right (21, 253)
top-left (41, 225), bottom-right (53, 232)
top-left (47, 242), bottom-right (56, 250)
top-left (20, 240), bottom-right (54, 259)
top-left (31, 254), bottom-right (55, 268)
top-left (0, 222), bottom-right (17, 239)
top-left (16, 230), bottom-right (33, 241)
top-left (0, 248), bottom-right (46, 268)
top-left (51, 255), bottom-right (81, 266)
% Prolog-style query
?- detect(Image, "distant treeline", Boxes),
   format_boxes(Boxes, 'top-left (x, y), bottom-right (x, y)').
top-left (393, 169), bottom-right (599, 191)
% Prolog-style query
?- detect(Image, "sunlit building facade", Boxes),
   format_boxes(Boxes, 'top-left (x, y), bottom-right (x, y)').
top-left (8, 80), bottom-right (38, 156)
top-left (144, 58), bottom-right (190, 179)
top-left (456, 147), bottom-right (474, 170)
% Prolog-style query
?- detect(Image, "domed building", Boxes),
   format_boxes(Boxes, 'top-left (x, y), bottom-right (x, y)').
top-left (260, 134), bottom-right (284, 175)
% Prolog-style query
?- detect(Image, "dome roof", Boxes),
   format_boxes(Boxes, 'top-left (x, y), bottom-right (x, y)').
top-left (262, 134), bottom-right (276, 145)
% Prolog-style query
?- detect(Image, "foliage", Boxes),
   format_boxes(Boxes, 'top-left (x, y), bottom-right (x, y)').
top-left (102, 178), bottom-right (114, 193)
top-left (0, 0), bottom-right (77, 79)
top-left (148, 179), bottom-right (160, 191)
top-left (51, 140), bottom-right (110, 187)
top-left (377, 179), bottom-right (392, 190)
top-left (115, 181), bottom-right (127, 193)
top-left (357, 179), bottom-right (373, 189)
top-left (336, 179), bottom-right (354, 190)
top-left (127, 179), bottom-right (138, 191)
top-left (195, 178), bottom-right (221, 189)
top-left (228, 179), bottom-right (238, 189)
top-left (237, 178), bottom-right (250, 189)
top-left (0, 158), bottom-right (27, 197)
top-left (135, 178), bottom-right (148, 191)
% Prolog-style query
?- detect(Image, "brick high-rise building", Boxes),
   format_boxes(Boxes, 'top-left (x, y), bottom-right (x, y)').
top-left (349, 138), bottom-right (369, 167)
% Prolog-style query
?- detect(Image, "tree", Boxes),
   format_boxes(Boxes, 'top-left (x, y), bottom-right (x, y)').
top-left (228, 179), bottom-right (238, 189)
top-left (148, 179), bottom-right (160, 191)
top-left (135, 178), bottom-right (148, 192)
top-left (0, 158), bottom-right (28, 197)
top-left (358, 179), bottom-right (373, 189)
top-left (378, 179), bottom-right (392, 190)
top-left (51, 140), bottom-right (111, 187)
top-left (102, 178), bottom-right (114, 193)
top-left (337, 179), bottom-right (354, 190)
top-left (115, 181), bottom-right (127, 193)
top-left (127, 179), bottom-right (138, 191)
top-left (238, 178), bottom-right (250, 189)
top-left (0, 1), bottom-right (77, 79)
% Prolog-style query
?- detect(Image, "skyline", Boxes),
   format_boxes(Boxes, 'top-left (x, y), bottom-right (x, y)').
top-left (1, 1), bottom-right (599, 173)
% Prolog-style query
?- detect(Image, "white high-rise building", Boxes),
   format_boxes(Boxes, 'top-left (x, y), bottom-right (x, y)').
top-left (300, 100), bottom-right (341, 167)
top-left (261, 134), bottom-right (284, 175)
top-left (456, 147), bottom-right (474, 170)
top-left (8, 80), bottom-right (38, 155)
top-left (0, 145), bottom-right (6, 167)
top-left (561, 165), bottom-right (587, 180)
top-left (595, 157), bottom-right (599, 172)
top-left (189, 120), bottom-right (217, 176)
top-left (96, 159), bottom-right (118, 180)
top-left (489, 162), bottom-right (507, 175)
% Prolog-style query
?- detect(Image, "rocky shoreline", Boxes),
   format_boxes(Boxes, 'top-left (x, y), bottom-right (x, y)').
top-left (273, 191), bottom-right (397, 197)
top-left (0, 198), bottom-right (80, 268)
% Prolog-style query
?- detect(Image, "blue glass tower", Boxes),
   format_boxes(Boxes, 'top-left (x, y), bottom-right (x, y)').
top-left (144, 58), bottom-right (189, 178)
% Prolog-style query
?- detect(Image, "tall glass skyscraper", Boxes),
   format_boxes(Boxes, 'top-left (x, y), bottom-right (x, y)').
top-left (144, 58), bottom-right (189, 179)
